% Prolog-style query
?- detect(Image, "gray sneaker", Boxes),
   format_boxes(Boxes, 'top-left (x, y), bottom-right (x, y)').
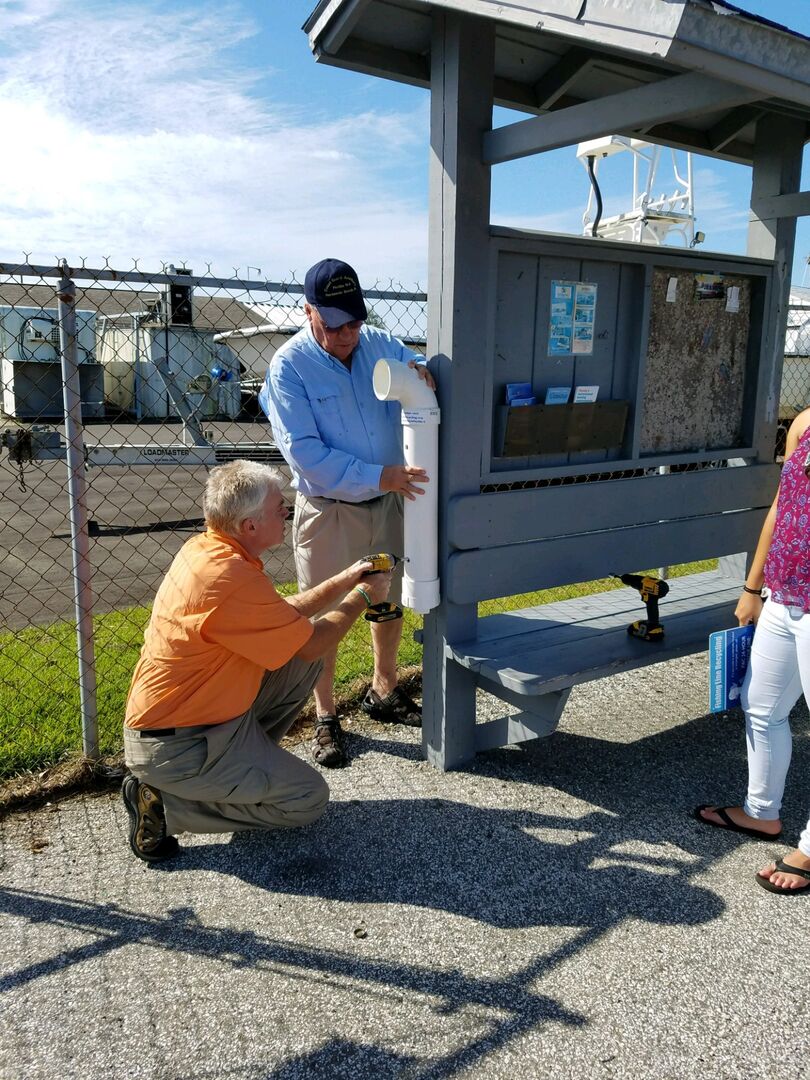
top-left (121, 775), bottom-right (180, 863)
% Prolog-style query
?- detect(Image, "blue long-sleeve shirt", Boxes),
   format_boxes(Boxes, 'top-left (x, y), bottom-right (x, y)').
top-left (259, 324), bottom-right (423, 502)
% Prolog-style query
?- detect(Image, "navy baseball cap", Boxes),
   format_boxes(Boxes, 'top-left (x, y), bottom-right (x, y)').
top-left (304, 259), bottom-right (368, 328)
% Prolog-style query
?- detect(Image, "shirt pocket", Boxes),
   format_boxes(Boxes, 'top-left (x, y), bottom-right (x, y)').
top-left (311, 391), bottom-right (350, 445)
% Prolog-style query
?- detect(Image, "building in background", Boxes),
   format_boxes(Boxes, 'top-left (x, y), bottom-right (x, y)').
top-left (0, 281), bottom-right (263, 422)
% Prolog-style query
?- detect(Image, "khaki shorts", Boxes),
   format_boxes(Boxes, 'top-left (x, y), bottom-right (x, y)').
top-left (293, 492), bottom-right (404, 609)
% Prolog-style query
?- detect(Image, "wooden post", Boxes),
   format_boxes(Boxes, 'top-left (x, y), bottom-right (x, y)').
top-left (748, 116), bottom-right (804, 432)
top-left (721, 115), bottom-right (804, 583)
top-left (421, 10), bottom-right (494, 770)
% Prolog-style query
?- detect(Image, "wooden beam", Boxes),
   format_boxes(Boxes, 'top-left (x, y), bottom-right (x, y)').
top-left (318, 0), bottom-right (373, 55)
top-left (532, 47), bottom-right (593, 110)
top-left (639, 121), bottom-right (752, 166)
top-left (483, 71), bottom-right (761, 164)
top-left (708, 105), bottom-right (762, 152)
top-left (315, 39), bottom-right (430, 87)
top-left (750, 191), bottom-right (810, 220)
top-left (448, 464), bottom-right (779, 551)
top-left (747, 116), bottom-right (805, 464)
top-left (421, 10), bottom-right (495, 771)
top-left (446, 509), bottom-right (767, 605)
top-left (495, 82), bottom-right (585, 116)
top-left (748, 116), bottom-right (805, 261)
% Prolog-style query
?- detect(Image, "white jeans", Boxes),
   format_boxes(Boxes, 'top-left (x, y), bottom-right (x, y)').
top-left (741, 598), bottom-right (810, 856)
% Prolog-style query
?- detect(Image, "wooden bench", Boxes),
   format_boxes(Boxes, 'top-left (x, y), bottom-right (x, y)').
top-left (420, 464), bottom-right (779, 764)
top-left (444, 568), bottom-right (741, 753)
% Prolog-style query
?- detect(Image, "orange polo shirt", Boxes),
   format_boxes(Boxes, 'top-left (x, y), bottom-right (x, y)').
top-left (125, 529), bottom-right (313, 730)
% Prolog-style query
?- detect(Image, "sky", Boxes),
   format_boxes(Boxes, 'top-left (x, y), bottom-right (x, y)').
top-left (1, 0), bottom-right (809, 288)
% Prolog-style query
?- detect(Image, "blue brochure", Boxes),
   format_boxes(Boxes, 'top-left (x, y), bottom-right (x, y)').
top-left (506, 382), bottom-right (533, 404)
top-left (709, 624), bottom-right (754, 712)
top-left (544, 386), bottom-right (571, 405)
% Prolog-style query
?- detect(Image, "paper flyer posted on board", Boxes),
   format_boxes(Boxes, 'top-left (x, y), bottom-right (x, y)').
top-left (548, 280), bottom-right (597, 355)
top-left (572, 283), bottom-right (596, 354)
top-left (548, 281), bottom-right (574, 355)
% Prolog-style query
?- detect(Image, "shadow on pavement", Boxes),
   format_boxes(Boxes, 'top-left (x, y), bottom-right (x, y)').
top-left (265, 1040), bottom-right (418, 1079)
top-left (8, 706), bottom-right (800, 1077)
top-left (148, 707), bottom-right (777, 930)
top-left (465, 700), bottom-right (810, 854)
top-left (0, 883), bottom-right (585, 1080)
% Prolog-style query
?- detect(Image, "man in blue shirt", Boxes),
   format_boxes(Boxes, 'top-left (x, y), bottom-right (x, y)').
top-left (259, 259), bottom-right (436, 768)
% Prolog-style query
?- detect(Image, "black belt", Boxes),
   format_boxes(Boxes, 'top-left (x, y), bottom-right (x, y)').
top-left (306, 493), bottom-right (388, 507)
top-left (131, 724), bottom-right (213, 738)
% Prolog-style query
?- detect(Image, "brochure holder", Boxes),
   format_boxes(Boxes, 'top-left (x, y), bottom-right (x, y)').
top-left (496, 400), bottom-right (630, 456)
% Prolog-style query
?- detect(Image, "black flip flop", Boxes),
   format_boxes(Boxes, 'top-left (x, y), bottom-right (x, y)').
top-left (756, 858), bottom-right (810, 895)
top-left (693, 804), bottom-right (782, 841)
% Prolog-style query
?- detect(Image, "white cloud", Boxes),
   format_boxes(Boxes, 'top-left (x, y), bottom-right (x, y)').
top-left (691, 165), bottom-right (752, 248)
top-left (492, 207), bottom-right (584, 235)
top-left (4, 0), bottom-right (790, 287)
top-left (0, 0), bottom-right (430, 284)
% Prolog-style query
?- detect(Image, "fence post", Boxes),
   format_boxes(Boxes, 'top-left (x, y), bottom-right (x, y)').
top-left (57, 262), bottom-right (99, 759)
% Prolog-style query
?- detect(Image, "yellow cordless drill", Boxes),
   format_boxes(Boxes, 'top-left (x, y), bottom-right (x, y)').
top-left (617, 573), bottom-right (669, 642)
top-left (361, 553), bottom-right (404, 622)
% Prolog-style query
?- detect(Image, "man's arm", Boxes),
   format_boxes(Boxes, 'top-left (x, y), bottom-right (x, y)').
top-left (286, 559), bottom-right (373, 617)
top-left (202, 563), bottom-right (390, 667)
top-left (295, 570), bottom-right (392, 661)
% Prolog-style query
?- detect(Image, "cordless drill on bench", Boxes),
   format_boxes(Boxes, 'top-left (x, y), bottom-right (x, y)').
top-left (616, 573), bottom-right (669, 642)
top-left (361, 553), bottom-right (404, 622)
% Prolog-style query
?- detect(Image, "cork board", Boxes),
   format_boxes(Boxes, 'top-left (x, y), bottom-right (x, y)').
top-left (639, 268), bottom-right (752, 454)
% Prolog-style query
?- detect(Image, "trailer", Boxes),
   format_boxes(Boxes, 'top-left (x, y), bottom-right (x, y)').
top-left (0, 304), bottom-right (103, 420)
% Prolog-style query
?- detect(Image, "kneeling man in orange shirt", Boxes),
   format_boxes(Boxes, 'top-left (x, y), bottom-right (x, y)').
top-left (122, 459), bottom-right (391, 862)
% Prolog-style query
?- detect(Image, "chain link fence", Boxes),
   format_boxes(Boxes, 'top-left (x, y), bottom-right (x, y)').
top-left (0, 261), bottom-right (426, 780)
top-left (0, 259), bottom-right (803, 784)
top-left (776, 300), bottom-right (810, 459)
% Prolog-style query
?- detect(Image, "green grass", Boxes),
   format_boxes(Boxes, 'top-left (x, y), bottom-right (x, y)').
top-left (0, 560), bottom-right (716, 778)
top-left (0, 607), bottom-right (149, 777)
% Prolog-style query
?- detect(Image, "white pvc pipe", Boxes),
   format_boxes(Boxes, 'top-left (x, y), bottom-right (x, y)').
top-left (373, 358), bottom-right (440, 613)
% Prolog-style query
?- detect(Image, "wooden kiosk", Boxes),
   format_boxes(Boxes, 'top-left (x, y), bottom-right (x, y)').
top-left (305, 0), bottom-right (810, 769)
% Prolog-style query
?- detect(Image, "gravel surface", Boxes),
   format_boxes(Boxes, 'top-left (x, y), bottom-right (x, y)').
top-left (2, 654), bottom-right (809, 1080)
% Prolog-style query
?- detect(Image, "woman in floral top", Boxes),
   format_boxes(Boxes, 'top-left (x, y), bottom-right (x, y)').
top-left (695, 407), bottom-right (810, 896)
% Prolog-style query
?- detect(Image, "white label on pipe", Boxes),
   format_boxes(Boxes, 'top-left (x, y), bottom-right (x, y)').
top-left (402, 408), bottom-right (440, 425)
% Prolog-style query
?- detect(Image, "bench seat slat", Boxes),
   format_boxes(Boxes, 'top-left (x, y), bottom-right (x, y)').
top-left (449, 571), bottom-right (741, 696)
top-left (472, 571), bottom-right (738, 645)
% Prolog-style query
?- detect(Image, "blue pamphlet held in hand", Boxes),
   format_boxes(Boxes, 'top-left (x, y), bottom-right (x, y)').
top-left (709, 624), bottom-right (754, 712)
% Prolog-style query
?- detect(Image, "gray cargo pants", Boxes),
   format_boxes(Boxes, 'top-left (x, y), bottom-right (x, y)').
top-left (123, 656), bottom-right (327, 836)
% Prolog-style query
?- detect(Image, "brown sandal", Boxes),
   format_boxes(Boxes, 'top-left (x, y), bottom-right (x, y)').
top-left (310, 716), bottom-right (347, 768)
top-left (361, 686), bottom-right (422, 727)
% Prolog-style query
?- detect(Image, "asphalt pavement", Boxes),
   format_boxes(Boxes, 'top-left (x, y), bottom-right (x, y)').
top-left (2, 655), bottom-right (809, 1080)
top-left (0, 419), bottom-right (296, 631)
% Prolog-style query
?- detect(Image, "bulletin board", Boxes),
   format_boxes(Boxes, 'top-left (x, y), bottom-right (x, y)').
top-left (639, 268), bottom-right (754, 454)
